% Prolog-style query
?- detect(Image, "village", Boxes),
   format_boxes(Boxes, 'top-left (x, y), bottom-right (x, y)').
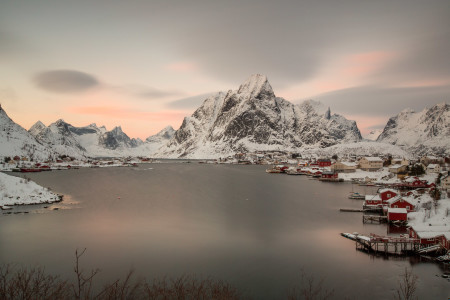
top-left (246, 152), bottom-right (450, 263)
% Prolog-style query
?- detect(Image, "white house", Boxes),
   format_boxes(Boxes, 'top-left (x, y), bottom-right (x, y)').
top-left (427, 164), bottom-right (441, 174)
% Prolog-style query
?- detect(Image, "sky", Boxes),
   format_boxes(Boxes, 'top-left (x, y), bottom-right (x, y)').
top-left (1, 0), bottom-right (449, 139)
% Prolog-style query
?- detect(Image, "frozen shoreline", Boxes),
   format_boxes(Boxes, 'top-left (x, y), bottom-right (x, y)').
top-left (0, 172), bottom-right (62, 209)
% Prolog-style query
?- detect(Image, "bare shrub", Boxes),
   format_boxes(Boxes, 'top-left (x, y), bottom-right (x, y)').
top-left (96, 270), bottom-right (143, 300)
top-left (72, 248), bottom-right (100, 300)
top-left (395, 268), bottom-right (418, 300)
top-left (287, 270), bottom-right (334, 300)
top-left (0, 264), bottom-right (70, 299)
top-left (143, 274), bottom-right (240, 300)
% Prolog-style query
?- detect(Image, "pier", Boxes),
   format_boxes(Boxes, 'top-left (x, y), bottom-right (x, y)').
top-left (353, 233), bottom-right (420, 255)
top-left (363, 215), bottom-right (387, 224)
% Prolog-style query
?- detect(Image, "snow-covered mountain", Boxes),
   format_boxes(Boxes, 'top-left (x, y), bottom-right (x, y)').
top-left (363, 129), bottom-right (383, 141)
top-left (29, 119), bottom-right (86, 159)
top-left (145, 126), bottom-right (175, 153)
top-left (376, 102), bottom-right (450, 156)
top-left (0, 106), bottom-right (54, 161)
top-left (29, 120), bottom-right (150, 158)
top-left (156, 74), bottom-right (362, 158)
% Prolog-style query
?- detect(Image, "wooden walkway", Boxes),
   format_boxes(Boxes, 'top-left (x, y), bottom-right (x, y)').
top-left (363, 215), bottom-right (387, 224)
top-left (354, 233), bottom-right (421, 255)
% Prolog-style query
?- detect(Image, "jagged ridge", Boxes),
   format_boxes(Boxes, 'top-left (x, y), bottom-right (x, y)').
top-left (157, 74), bottom-right (362, 158)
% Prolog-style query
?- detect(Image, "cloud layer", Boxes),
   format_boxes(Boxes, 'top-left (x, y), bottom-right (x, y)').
top-left (34, 70), bottom-right (99, 93)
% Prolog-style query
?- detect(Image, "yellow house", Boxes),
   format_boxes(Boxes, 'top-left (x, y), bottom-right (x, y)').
top-left (331, 161), bottom-right (357, 173)
top-left (359, 157), bottom-right (383, 171)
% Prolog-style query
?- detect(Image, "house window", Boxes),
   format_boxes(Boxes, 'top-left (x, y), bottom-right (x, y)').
top-left (427, 238), bottom-right (434, 241)
top-left (387, 194), bottom-right (391, 197)
top-left (394, 205), bottom-right (398, 208)
top-left (406, 206), bottom-right (410, 210)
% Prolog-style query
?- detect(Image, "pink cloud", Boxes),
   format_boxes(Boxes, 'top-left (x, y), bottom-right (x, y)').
top-left (345, 114), bottom-right (388, 136)
top-left (343, 51), bottom-right (396, 78)
top-left (165, 62), bottom-right (197, 72)
top-left (69, 106), bottom-right (186, 121)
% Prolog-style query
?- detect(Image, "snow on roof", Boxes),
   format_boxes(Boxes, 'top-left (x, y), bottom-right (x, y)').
top-left (427, 164), bottom-right (439, 168)
top-left (378, 188), bottom-right (399, 194)
top-left (404, 176), bottom-right (420, 182)
top-left (365, 194), bottom-right (381, 201)
top-left (386, 195), bottom-right (403, 204)
top-left (389, 164), bottom-right (404, 169)
top-left (363, 157), bottom-right (383, 162)
top-left (388, 208), bottom-right (407, 214)
top-left (411, 225), bottom-right (450, 239)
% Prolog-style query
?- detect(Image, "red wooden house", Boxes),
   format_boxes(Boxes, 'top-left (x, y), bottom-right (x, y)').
top-left (386, 196), bottom-right (415, 212)
top-left (317, 159), bottom-right (331, 167)
top-left (408, 226), bottom-right (450, 248)
top-left (321, 171), bottom-right (338, 179)
top-left (387, 208), bottom-right (407, 222)
top-left (378, 189), bottom-right (399, 203)
top-left (364, 189), bottom-right (399, 207)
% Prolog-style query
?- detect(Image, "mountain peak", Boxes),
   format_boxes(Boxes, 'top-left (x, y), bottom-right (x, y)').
top-left (237, 74), bottom-right (274, 99)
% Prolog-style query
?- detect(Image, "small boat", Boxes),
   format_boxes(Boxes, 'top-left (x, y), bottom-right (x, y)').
top-left (348, 192), bottom-right (365, 200)
top-left (20, 168), bottom-right (42, 173)
top-left (266, 168), bottom-right (282, 173)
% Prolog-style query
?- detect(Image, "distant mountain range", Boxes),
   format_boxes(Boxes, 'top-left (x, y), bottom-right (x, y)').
top-left (0, 75), bottom-right (448, 160)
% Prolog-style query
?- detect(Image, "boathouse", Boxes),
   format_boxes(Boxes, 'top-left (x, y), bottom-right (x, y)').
top-left (387, 208), bottom-right (407, 222)
top-left (321, 171), bottom-right (338, 179)
top-left (364, 194), bottom-right (382, 207)
top-left (408, 225), bottom-right (450, 249)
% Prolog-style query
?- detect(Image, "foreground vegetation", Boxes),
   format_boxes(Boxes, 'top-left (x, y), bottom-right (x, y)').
top-left (0, 249), bottom-right (419, 300)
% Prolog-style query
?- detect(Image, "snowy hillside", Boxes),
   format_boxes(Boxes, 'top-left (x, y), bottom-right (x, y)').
top-left (156, 74), bottom-right (362, 158)
top-left (0, 107), bottom-right (54, 161)
top-left (0, 172), bottom-right (61, 208)
top-left (301, 141), bottom-right (411, 159)
top-left (377, 102), bottom-right (450, 156)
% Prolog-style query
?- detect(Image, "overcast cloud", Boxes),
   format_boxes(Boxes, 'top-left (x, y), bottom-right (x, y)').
top-left (0, 0), bottom-right (449, 137)
top-left (34, 70), bottom-right (99, 94)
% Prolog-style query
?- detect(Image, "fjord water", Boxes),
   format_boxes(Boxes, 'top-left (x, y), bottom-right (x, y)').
top-left (1, 164), bottom-right (448, 299)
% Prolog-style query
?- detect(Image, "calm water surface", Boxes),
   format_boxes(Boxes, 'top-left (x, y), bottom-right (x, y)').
top-left (1, 164), bottom-right (449, 299)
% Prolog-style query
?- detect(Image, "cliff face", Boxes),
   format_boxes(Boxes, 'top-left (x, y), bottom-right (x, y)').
top-left (157, 74), bottom-right (362, 158)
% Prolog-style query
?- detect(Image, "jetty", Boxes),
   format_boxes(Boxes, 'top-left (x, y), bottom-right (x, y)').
top-left (342, 233), bottom-right (421, 255)
top-left (363, 215), bottom-right (387, 224)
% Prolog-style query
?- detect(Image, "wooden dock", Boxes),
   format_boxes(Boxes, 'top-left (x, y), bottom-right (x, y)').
top-left (354, 233), bottom-right (420, 255)
top-left (340, 208), bottom-right (364, 212)
top-left (363, 215), bottom-right (387, 224)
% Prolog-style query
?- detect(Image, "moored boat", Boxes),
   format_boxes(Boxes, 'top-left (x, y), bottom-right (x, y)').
top-left (348, 192), bottom-right (365, 200)
top-left (20, 168), bottom-right (42, 173)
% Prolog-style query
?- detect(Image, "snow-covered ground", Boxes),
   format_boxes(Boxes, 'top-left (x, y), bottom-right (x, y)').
top-left (338, 168), bottom-right (392, 182)
top-left (408, 193), bottom-right (450, 228)
top-left (0, 172), bottom-right (61, 209)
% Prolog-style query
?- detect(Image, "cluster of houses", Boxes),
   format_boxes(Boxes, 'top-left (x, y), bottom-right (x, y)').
top-left (362, 186), bottom-right (450, 252)
top-left (0, 155), bottom-right (154, 172)
top-left (364, 188), bottom-right (419, 222)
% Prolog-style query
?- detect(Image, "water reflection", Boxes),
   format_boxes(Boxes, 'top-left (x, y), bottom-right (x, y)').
top-left (1, 164), bottom-right (449, 299)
